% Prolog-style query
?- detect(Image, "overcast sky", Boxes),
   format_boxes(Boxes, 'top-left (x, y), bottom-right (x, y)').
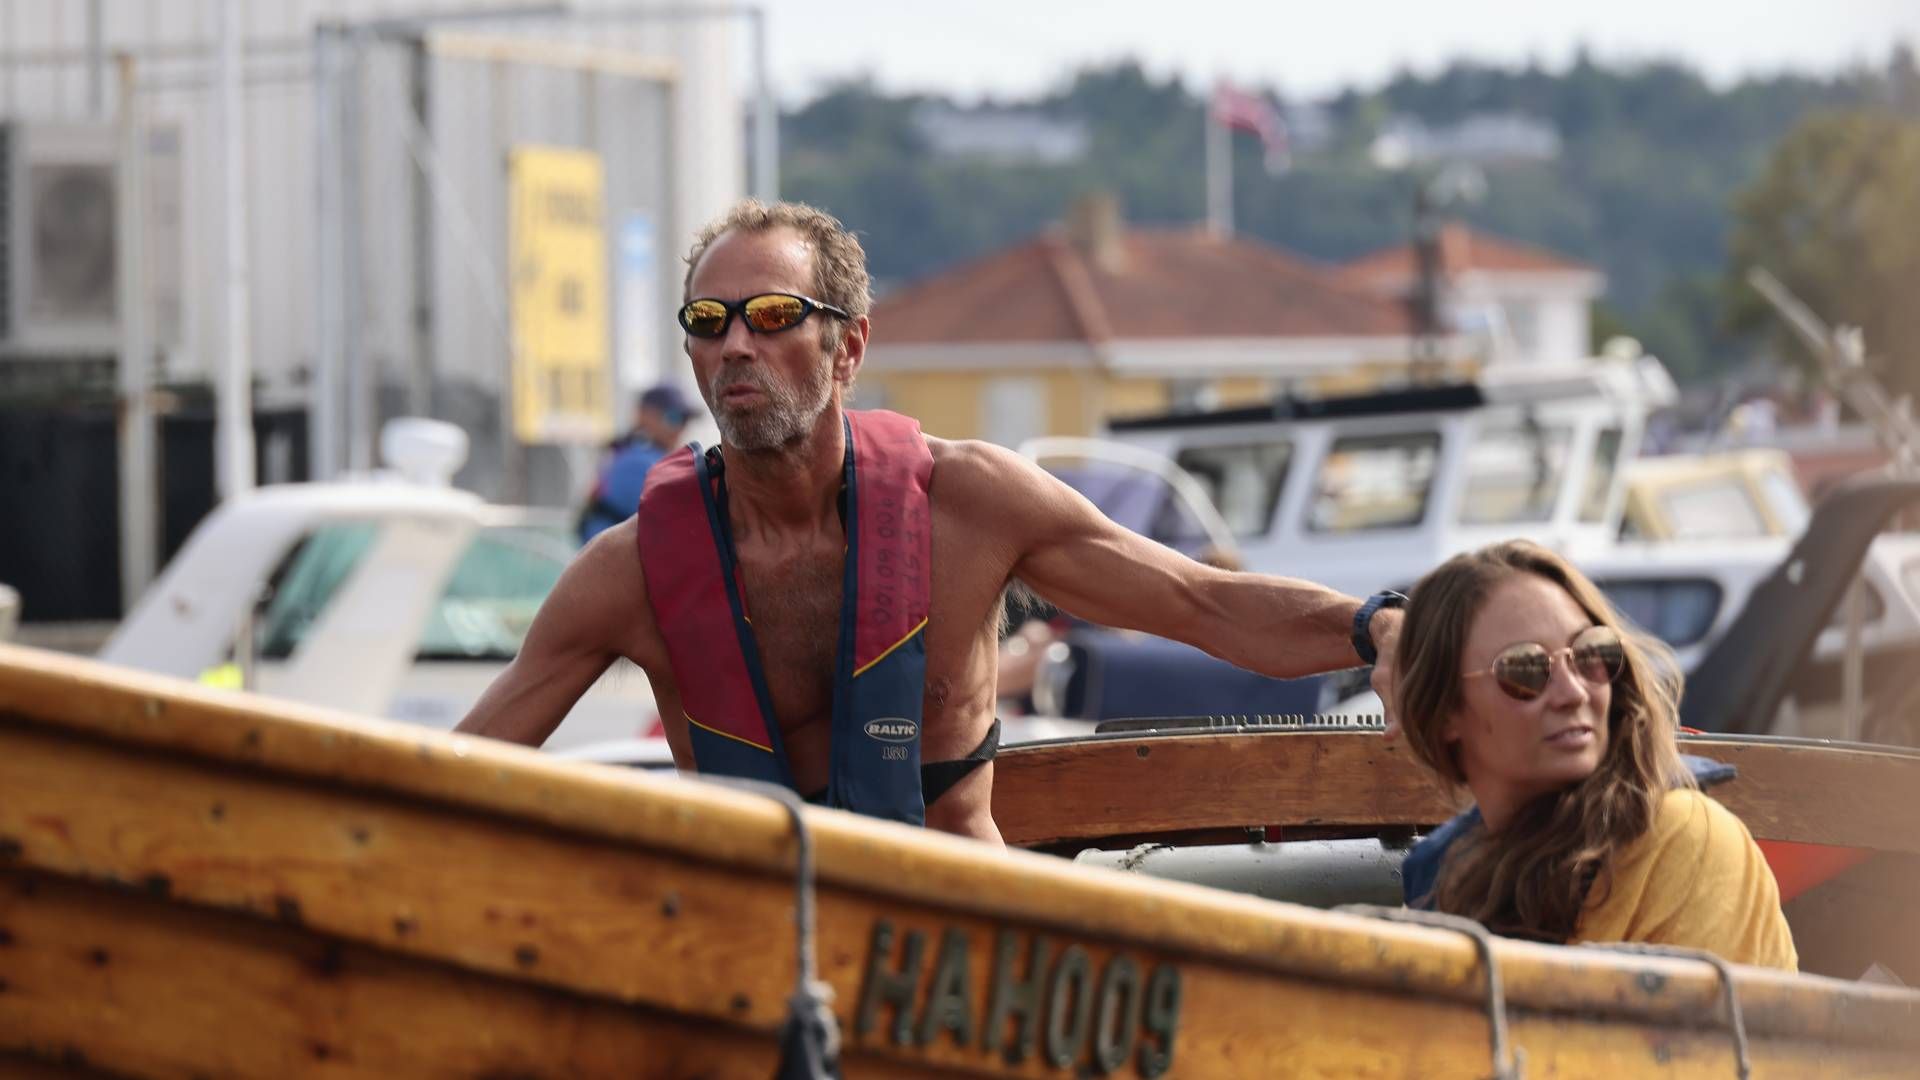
top-left (753, 0), bottom-right (1920, 103)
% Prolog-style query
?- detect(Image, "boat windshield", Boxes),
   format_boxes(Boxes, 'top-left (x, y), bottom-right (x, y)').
top-left (256, 522), bottom-right (572, 662)
top-left (1759, 465), bottom-right (1812, 535)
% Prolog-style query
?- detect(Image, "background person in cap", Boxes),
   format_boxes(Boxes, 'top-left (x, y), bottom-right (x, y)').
top-left (576, 383), bottom-right (693, 543)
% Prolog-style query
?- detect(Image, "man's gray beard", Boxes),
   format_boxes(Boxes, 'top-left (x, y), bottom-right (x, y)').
top-left (711, 357), bottom-right (835, 451)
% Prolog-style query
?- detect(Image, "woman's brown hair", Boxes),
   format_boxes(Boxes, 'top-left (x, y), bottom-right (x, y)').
top-left (1394, 540), bottom-right (1691, 941)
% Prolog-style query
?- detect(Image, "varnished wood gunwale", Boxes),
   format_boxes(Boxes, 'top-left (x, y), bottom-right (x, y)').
top-left (3, 643), bottom-right (1918, 1077)
top-left (989, 728), bottom-right (1920, 852)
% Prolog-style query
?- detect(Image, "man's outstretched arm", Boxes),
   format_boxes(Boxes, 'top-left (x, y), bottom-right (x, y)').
top-left (455, 522), bottom-right (648, 747)
top-left (943, 440), bottom-right (1388, 681)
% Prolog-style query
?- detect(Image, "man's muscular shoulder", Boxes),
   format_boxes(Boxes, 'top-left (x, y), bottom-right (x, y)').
top-left (559, 518), bottom-right (669, 671)
top-left (926, 436), bottom-right (1080, 545)
top-left (925, 436), bottom-right (1051, 507)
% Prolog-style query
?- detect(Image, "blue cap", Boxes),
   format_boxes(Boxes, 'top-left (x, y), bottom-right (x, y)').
top-left (638, 384), bottom-right (692, 423)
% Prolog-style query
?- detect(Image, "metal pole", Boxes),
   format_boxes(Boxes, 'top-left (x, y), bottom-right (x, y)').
top-left (750, 8), bottom-right (776, 201)
top-left (341, 33), bottom-right (371, 472)
top-left (312, 26), bottom-right (342, 481)
top-left (115, 53), bottom-right (157, 612)
top-left (214, 0), bottom-right (256, 499)
top-left (493, 57), bottom-right (526, 503)
top-left (1205, 90), bottom-right (1230, 238)
top-left (1412, 180), bottom-right (1443, 379)
top-left (86, 0), bottom-right (105, 115)
top-left (1841, 576), bottom-right (1866, 739)
top-left (407, 35), bottom-right (435, 417)
top-left (662, 77), bottom-right (685, 406)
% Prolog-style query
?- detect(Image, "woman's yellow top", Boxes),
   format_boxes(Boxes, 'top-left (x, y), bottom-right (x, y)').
top-left (1572, 788), bottom-right (1798, 971)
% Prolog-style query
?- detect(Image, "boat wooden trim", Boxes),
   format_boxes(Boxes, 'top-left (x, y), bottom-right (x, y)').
top-left (3, 644), bottom-right (1917, 1077)
top-left (989, 727), bottom-right (1920, 852)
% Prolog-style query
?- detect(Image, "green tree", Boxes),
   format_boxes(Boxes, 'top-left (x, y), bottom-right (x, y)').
top-left (1724, 110), bottom-right (1920, 398)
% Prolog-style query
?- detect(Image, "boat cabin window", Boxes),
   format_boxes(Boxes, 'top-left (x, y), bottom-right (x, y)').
top-left (1173, 442), bottom-right (1293, 537)
top-left (1759, 468), bottom-right (1811, 536)
top-left (1459, 421), bottom-right (1574, 525)
top-left (1579, 426), bottom-right (1624, 523)
top-left (1660, 479), bottom-right (1773, 540)
top-left (255, 522), bottom-right (571, 662)
top-left (256, 524), bottom-right (379, 659)
top-left (1594, 577), bottom-right (1723, 648)
top-left (416, 525), bottom-right (571, 660)
top-left (1306, 432), bottom-right (1442, 533)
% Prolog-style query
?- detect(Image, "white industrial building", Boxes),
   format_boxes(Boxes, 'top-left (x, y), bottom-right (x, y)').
top-left (0, 0), bottom-right (753, 506)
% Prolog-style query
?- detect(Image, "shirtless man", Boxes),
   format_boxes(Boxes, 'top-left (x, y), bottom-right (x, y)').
top-left (456, 200), bottom-right (1403, 845)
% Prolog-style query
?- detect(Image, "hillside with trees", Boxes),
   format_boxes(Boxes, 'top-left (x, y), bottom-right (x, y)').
top-left (781, 48), bottom-right (1920, 385)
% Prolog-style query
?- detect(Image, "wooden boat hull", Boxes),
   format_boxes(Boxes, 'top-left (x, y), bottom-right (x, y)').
top-left (2, 644), bottom-right (1917, 1077)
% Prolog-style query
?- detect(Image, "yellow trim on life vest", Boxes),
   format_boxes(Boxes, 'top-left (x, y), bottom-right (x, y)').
top-left (853, 618), bottom-right (929, 678)
top-left (685, 712), bottom-right (773, 753)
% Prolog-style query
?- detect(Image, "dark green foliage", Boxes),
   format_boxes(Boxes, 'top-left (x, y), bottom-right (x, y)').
top-left (1725, 108), bottom-right (1920, 399)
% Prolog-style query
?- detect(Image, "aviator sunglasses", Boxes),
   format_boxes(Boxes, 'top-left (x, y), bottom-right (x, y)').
top-left (1462, 624), bottom-right (1626, 702)
top-left (677, 293), bottom-right (851, 339)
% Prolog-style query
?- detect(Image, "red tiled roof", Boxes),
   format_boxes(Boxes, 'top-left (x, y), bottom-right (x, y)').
top-left (1338, 223), bottom-right (1597, 285)
top-left (872, 228), bottom-right (1415, 345)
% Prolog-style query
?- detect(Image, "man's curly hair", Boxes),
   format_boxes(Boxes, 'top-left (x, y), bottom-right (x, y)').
top-left (682, 200), bottom-right (871, 351)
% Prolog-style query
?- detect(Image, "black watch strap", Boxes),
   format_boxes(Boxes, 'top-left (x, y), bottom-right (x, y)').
top-left (1351, 590), bottom-right (1408, 666)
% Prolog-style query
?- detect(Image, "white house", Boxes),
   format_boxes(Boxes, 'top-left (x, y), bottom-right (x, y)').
top-left (1338, 224), bottom-right (1605, 367)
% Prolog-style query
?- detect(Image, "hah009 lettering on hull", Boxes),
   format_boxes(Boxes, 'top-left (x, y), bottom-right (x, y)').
top-left (856, 919), bottom-right (1182, 1076)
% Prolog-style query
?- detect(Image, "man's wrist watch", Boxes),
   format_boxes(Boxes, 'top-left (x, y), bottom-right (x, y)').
top-left (1351, 590), bottom-right (1408, 666)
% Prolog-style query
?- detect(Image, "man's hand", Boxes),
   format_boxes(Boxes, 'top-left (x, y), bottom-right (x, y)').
top-left (1367, 607), bottom-right (1405, 740)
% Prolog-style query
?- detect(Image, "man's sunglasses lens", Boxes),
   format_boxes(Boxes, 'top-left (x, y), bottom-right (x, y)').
top-left (679, 294), bottom-right (816, 338)
top-left (680, 299), bottom-right (730, 337)
top-left (1489, 626), bottom-right (1624, 701)
top-left (744, 294), bottom-right (808, 332)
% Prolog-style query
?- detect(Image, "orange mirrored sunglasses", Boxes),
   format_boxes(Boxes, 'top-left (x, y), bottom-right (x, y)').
top-left (677, 293), bottom-right (850, 339)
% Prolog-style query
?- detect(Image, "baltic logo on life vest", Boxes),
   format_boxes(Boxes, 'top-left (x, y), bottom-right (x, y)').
top-left (865, 718), bottom-right (918, 743)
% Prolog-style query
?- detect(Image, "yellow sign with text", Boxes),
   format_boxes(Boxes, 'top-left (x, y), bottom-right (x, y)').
top-left (508, 146), bottom-right (613, 444)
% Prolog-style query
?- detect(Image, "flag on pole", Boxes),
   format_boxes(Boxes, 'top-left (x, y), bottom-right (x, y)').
top-left (1210, 81), bottom-right (1290, 175)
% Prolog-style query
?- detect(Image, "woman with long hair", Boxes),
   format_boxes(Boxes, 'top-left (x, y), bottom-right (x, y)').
top-left (1393, 540), bottom-right (1796, 969)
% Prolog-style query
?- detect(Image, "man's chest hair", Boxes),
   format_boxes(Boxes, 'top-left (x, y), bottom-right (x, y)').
top-left (738, 548), bottom-right (842, 673)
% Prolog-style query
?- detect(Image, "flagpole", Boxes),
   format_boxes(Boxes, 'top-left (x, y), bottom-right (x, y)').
top-left (215, 0), bottom-right (255, 500)
top-left (1205, 84), bottom-right (1231, 238)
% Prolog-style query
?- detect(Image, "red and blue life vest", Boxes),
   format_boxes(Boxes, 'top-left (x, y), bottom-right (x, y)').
top-left (635, 409), bottom-right (933, 825)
